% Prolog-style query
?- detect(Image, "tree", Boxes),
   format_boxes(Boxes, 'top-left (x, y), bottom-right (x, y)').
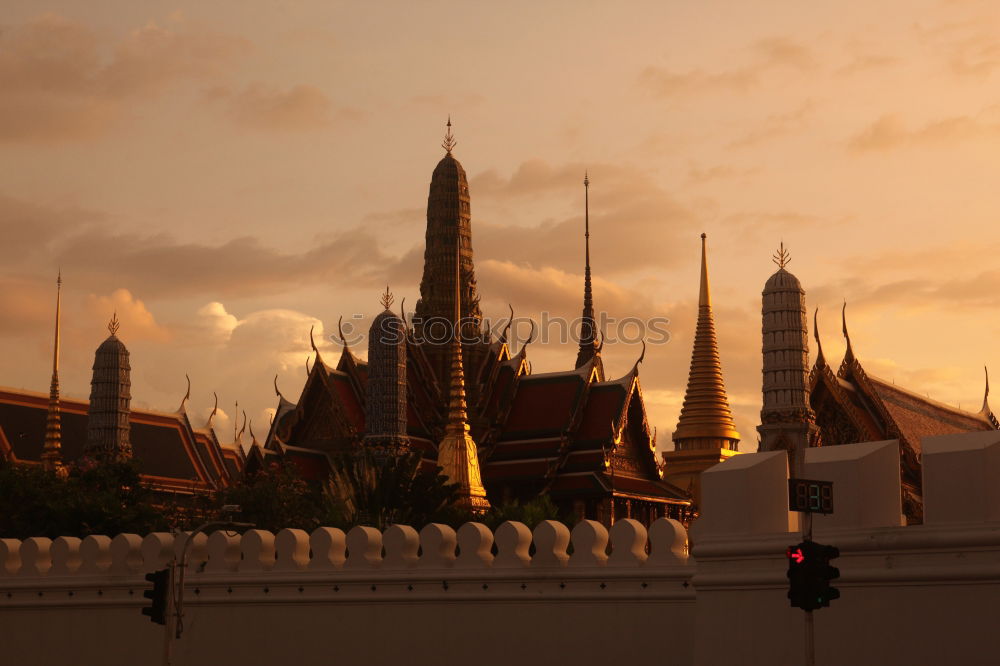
top-left (0, 459), bottom-right (167, 539)
top-left (327, 449), bottom-right (460, 531)
top-left (216, 462), bottom-right (332, 533)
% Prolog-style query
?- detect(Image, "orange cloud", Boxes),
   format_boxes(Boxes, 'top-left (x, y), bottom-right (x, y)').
top-left (639, 36), bottom-right (816, 99)
top-left (0, 12), bottom-right (249, 142)
top-left (207, 83), bottom-right (358, 132)
top-left (84, 289), bottom-right (171, 343)
top-left (848, 112), bottom-right (1000, 151)
top-left (727, 100), bottom-right (815, 149)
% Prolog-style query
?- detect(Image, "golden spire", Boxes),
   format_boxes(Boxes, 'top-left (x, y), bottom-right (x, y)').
top-left (442, 115), bottom-right (457, 154)
top-left (772, 241), bottom-right (790, 269)
top-left (672, 234), bottom-right (741, 451)
top-left (42, 271), bottom-right (66, 475)
top-left (436, 241), bottom-right (489, 511)
top-left (380, 285), bottom-right (394, 310)
top-left (108, 311), bottom-right (120, 336)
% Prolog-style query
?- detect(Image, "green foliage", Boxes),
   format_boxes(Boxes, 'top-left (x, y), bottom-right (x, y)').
top-left (0, 459), bottom-right (167, 539)
top-left (326, 449), bottom-right (460, 531)
top-left (0, 453), bottom-right (572, 540)
top-left (477, 494), bottom-right (564, 531)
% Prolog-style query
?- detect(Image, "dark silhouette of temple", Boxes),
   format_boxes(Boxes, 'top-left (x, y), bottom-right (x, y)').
top-left (0, 276), bottom-right (244, 496)
top-left (756, 245), bottom-right (999, 522)
top-left (256, 123), bottom-right (690, 525)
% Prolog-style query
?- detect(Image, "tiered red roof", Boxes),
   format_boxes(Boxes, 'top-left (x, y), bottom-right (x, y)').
top-left (0, 387), bottom-right (242, 495)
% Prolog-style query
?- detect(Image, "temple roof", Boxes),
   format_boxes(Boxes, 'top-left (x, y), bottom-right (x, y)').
top-left (866, 375), bottom-right (995, 454)
top-left (0, 386), bottom-right (241, 493)
top-left (763, 267), bottom-right (803, 292)
top-left (811, 320), bottom-right (999, 468)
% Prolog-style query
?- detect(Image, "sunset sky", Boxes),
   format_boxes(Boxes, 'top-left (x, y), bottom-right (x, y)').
top-left (3, 0), bottom-right (1000, 452)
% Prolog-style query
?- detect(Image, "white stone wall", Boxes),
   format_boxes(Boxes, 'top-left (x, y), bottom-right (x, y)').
top-left (4, 432), bottom-right (1000, 665)
top-left (691, 434), bottom-right (1000, 666)
top-left (0, 519), bottom-right (694, 666)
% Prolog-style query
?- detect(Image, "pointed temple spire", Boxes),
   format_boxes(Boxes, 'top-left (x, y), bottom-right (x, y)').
top-left (415, 119), bottom-right (484, 389)
top-left (86, 313), bottom-right (133, 462)
top-left (575, 171), bottom-right (602, 377)
top-left (757, 243), bottom-right (819, 469)
top-left (365, 287), bottom-right (410, 456)
top-left (671, 234), bottom-right (741, 452)
top-left (41, 271), bottom-right (66, 475)
top-left (436, 244), bottom-right (490, 511)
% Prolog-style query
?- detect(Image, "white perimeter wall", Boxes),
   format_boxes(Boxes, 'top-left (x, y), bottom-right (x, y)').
top-left (3, 431), bottom-right (1000, 666)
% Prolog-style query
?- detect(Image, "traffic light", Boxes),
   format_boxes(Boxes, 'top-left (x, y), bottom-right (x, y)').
top-left (786, 541), bottom-right (840, 611)
top-left (141, 568), bottom-right (170, 625)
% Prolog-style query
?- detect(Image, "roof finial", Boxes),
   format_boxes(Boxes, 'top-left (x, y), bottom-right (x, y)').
top-left (632, 338), bottom-right (647, 371)
top-left (380, 285), bottom-right (394, 310)
top-left (813, 308), bottom-right (826, 366)
top-left (982, 365), bottom-right (991, 414)
top-left (442, 115), bottom-right (457, 154)
top-left (177, 374), bottom-right (191, 413)
top-left (274, 374), bottom-right (287, 402)
top-left (500, 304), bottom-right (514, 344)
top-left (842, 300), bottom-right (854, 362)
top-left (773, 241), bottom-right (790, 269)
top-left (337, 315), bottom-right (349, 347)
top-left (205, 392), bottom-right (218, 429)
top-left (236, 410), bottom-right (247, 445)
top-left (108, 311), bottom-right (120, 336)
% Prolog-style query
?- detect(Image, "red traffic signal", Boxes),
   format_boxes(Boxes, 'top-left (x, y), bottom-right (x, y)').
top-left (786, 541), bottom-right (840, 611)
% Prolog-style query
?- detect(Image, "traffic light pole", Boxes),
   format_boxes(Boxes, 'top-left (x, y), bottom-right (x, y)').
top-left (795, 446), bottom-right (815, 666)
top-left (803, 510), bottom-right (814, 666)
top-left (161, 561), bottom-right (175, 666)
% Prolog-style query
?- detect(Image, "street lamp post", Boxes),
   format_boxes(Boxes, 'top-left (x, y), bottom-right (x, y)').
top-left (162, 506), bottom-right (254, 666)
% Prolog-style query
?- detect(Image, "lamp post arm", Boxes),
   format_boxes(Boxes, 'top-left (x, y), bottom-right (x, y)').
top-left (174, 520), bottom-right (254, 639)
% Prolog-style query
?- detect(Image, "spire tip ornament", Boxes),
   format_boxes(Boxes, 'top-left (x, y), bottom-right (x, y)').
top-left (442, 116), bottom-right (457, 154)
top-left (380, 285), bottom-right (394, 310)
top-left (108, 311), bottom-right (120, 336)
top-left (772, 241), bottom-right (791, 269)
